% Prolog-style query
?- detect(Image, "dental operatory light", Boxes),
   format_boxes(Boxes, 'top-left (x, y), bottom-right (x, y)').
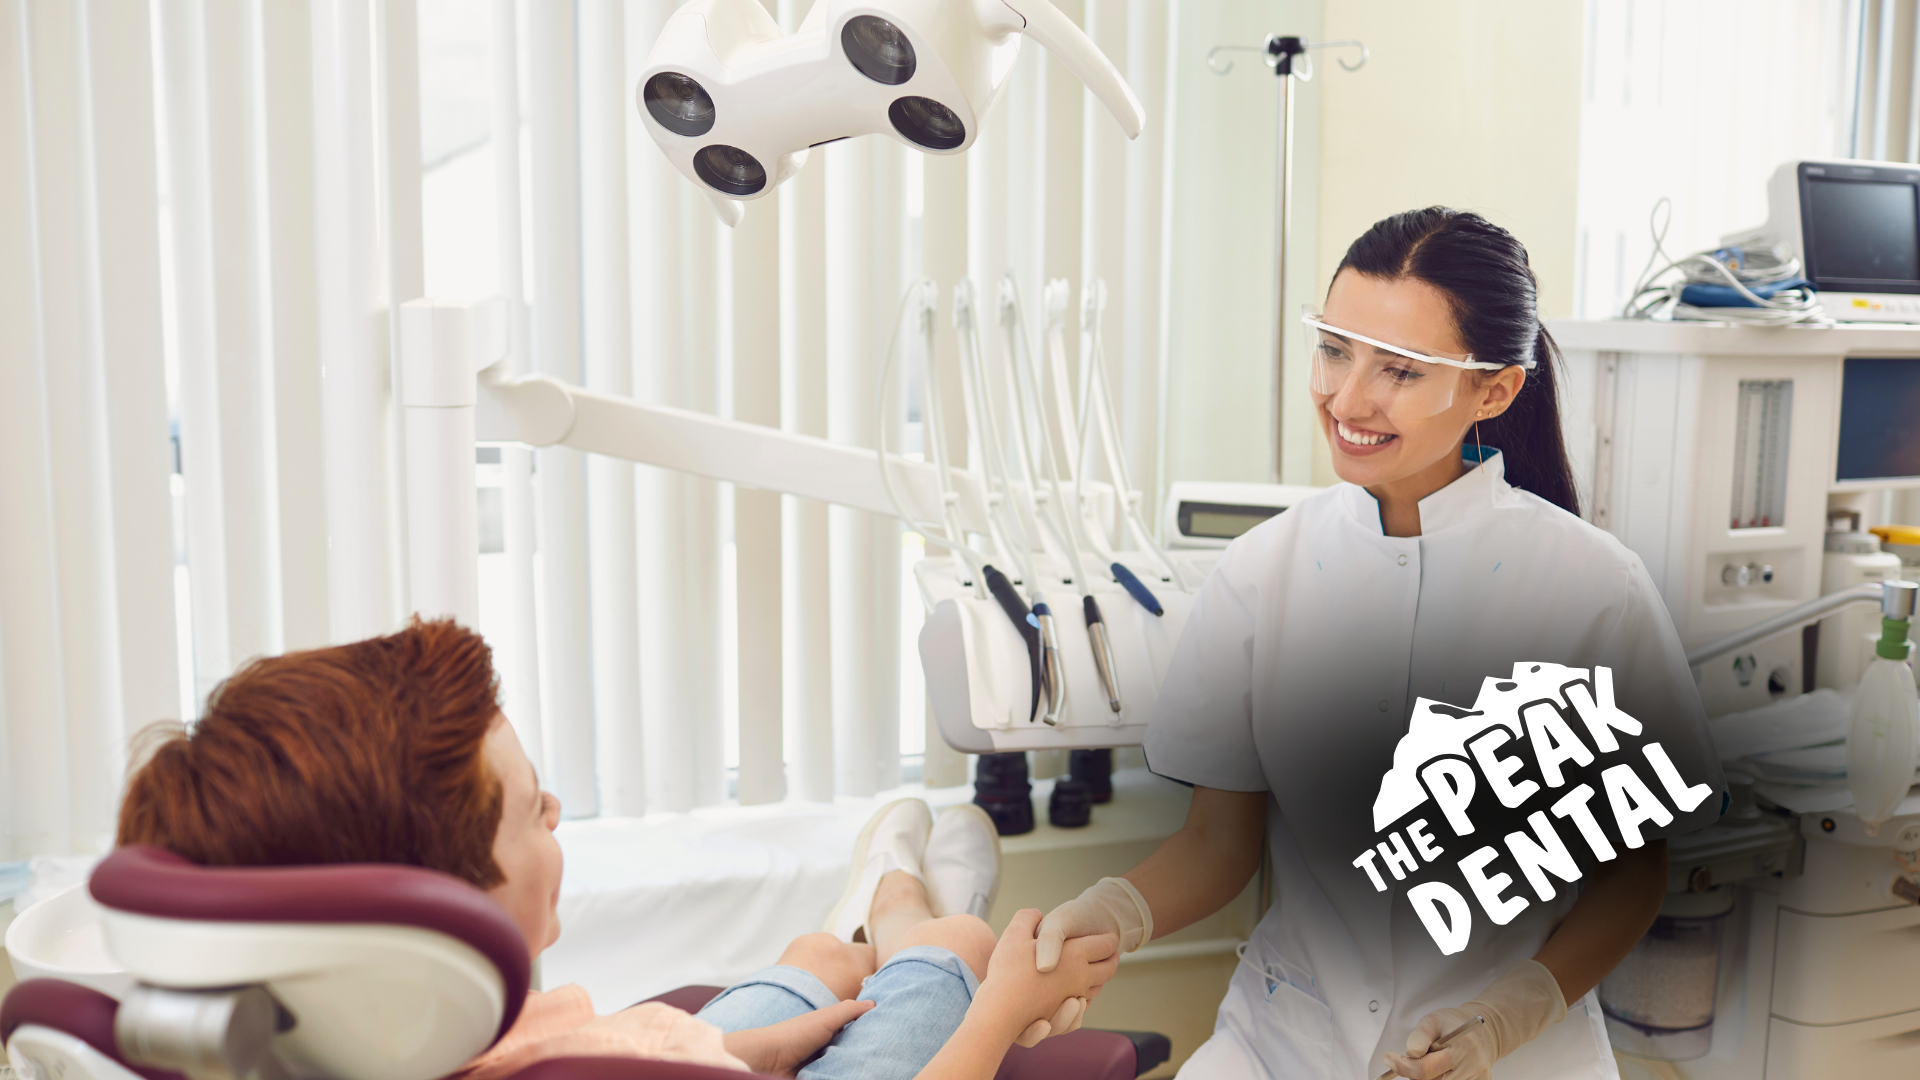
top-left (638, 0), bottom-right (1147, 224)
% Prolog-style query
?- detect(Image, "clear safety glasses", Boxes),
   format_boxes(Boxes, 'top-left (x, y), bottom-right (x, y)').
top-left (1302, 311), bottom-right (1515, 421)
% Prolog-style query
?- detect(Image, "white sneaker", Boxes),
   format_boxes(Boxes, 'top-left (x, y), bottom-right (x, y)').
top-left (924, 804), bottom-right (1002, 920)
top-left (825, 798), bottom-right (933, 943)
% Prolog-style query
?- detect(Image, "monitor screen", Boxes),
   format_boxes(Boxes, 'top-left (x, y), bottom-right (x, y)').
top-left (1805, 177), bottom-right (1920, 286)
top-left (1836, 357), bottom-right (1920, 482)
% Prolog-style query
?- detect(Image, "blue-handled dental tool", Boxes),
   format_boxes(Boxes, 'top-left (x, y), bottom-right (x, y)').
top-left (1111, 562), bottom-right (1164, 617)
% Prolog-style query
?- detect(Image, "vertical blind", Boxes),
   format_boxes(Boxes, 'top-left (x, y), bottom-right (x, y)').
top-left (0, 0), bottom-right (1182, 861)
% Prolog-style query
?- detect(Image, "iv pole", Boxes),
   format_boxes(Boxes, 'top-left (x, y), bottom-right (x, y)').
top-left (1206, 35), bottom-right (1367, 482)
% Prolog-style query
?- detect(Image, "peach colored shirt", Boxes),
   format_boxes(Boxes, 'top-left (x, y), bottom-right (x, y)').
top-left (454, 985), bottom-right (749, 1080)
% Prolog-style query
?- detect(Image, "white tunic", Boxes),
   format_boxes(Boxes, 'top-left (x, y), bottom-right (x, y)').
top-left (1146, 452), bottom-right (1722, 1080)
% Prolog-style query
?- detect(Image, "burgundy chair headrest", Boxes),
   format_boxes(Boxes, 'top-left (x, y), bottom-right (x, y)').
top-left (1, 979), bottom-right (185, 1080)
top-left (90, 846), bottom-right (532, 1040)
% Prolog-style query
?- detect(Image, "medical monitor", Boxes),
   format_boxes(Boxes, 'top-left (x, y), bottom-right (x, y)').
top-left (1835, 356), bottom-right (1920, 486)
top-left (1738, 160), bottom-right (1920, 321)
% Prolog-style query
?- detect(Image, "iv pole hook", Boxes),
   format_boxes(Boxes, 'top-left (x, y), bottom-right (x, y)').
top-left (1206, 36), bottom-right (1368, 77)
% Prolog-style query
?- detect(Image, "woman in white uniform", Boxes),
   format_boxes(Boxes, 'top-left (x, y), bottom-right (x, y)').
top-left (1028, 209), bottom-right (1722, 1079)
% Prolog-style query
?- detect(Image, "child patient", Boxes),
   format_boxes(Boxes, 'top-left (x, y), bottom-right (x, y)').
top-left (115, 619), bottom-right (1116, 1080)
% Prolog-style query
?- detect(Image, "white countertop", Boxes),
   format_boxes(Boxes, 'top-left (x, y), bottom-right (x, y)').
top-left (1547, 317), bottom-right (1920, 356)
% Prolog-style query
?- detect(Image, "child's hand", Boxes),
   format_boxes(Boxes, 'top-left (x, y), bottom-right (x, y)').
top-left (722, 999), bottom-right (876, 1077)
top-left (971, 909), bottom-right (1121, 1044)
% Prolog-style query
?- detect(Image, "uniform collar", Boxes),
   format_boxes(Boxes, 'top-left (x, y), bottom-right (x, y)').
top-left (1338, 449), bottom-right (1512, 537)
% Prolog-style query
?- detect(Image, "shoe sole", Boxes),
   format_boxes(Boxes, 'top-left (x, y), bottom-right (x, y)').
top-left (823, 797), bottom-right (922, 941)
top-left (931, 803), bottom-right (1003, 919)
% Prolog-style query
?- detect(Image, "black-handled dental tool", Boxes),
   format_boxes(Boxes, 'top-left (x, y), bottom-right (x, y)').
top-left (982, 565), bottom-right (1045, 724)
top-left (1083, 595), bottom-right (1122, 713)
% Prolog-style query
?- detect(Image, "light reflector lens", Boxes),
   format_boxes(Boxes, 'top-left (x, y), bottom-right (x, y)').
top-left (693, 144), bottom-right (767, 195)
top-left (843, 16), bottom-right (915, 85)
top-left (890, 96), bottom-right (965, 150)
top-left (643, 72), bottom-right (716, 136)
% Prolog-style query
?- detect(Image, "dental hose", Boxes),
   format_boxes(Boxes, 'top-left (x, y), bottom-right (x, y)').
top-left (1008, 278), bottom-right (1120, 715)
top-left (960, 281), bottom-right (1059, 724)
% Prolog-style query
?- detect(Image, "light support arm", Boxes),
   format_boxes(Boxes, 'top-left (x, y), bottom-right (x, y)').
top-left (473, 367), bottom-right (998, 535)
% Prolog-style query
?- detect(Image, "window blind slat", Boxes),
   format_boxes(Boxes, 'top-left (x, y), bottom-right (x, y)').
top-left (311, 0), bottom-right (399, 642)
top-left (33, 0), bottom-right (122, 852)
top-left (529, 0), bottom-right (599, 817)
top-left (582, 0), bottom-right (645, 816)
top-left (85, 0), bottom-right (180, 739)
top-left (780, 158), bottom-right (835, 803)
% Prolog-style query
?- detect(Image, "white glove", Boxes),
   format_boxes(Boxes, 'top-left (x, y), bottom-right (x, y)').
top-left (1384, 960), bottom-right (1567, 1080)
top-left (1035, 877), bottom-right (1154, 972)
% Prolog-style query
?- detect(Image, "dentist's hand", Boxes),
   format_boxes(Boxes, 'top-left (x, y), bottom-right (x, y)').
top-left (1384, 960), bottom-right (1566, 1080)
top-left (1035, 877), bottom-right (1154, 971)
top-left (974, 909), bottom-right (1120, 1048)
top-left (1016, 877), bottom-right (1154, 1042)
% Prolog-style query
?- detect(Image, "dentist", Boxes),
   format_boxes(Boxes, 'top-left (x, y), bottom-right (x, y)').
top-left (1031, 208), bottom-right (1722, 1079)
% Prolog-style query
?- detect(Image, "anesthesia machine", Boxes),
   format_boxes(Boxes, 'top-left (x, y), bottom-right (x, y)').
top-left (1551, 157), bottom-right (1920, 1078)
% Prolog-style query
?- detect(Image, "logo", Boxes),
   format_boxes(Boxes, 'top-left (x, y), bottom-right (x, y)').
top-left (1353, 663), bottom-right (1714, 955)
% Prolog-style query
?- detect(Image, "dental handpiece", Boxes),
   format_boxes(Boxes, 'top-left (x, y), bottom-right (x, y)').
top-left (1083, 595), bottom-right (1123, 713)
top-left (1030, 603), bottom-right (1065, 726)
top-left (1374, 1015), bottom-right (1486, 1080)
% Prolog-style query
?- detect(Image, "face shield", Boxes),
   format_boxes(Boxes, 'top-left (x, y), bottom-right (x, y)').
top-left (1303, 311), bottom-right (1516, 421)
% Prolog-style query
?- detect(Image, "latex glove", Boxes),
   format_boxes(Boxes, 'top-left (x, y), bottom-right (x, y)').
top-left (1015, 878), bottom-right (1151, 1045)
top-left (1384, 960), bottom-right (1567, 1080)
top-left (1034, 877), bottom-right (1154, 972)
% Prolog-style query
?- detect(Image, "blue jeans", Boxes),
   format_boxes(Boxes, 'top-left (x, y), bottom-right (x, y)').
top-left (696, 945), bottom-right (979, 1080)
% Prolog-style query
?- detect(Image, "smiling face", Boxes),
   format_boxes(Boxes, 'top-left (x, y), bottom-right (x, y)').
top-left (1313, 271), bottom-right (1524, 501)
top-left (483, 715), bottom-right (564, 957)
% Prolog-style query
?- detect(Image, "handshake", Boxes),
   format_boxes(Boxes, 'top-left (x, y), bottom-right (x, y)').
top-left (999, 878), bottom-right (1155, 1046)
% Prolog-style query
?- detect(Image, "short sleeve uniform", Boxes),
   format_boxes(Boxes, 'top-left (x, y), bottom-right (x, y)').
top-left (1146, 453), bottom-right (1723, 1080)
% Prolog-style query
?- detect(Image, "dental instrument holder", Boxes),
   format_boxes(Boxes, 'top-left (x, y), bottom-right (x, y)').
top-left (1205, 34), bottom-right (1367, 482)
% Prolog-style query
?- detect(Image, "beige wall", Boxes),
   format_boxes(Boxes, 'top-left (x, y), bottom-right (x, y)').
top-left (1306, 0), bottom-right (1585, 485)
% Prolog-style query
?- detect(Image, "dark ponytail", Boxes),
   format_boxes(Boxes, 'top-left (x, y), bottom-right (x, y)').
top-left (1333, 208), bottom-right (1579, 517)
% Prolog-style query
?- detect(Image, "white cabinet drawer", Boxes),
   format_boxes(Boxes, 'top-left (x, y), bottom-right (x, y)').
top-left (1767, 1009), bottom-right (1920, 1079)
top-left (1771, 905), bottom-right (1920, 1024)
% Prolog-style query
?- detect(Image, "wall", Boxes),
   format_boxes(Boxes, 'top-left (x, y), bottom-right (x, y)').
top-left (1311, 0), bottom-right (1586, 485)
top-left (1160, 0), bottom-right (1324, 490)
top-left (1157, 0), bottom-right (1587, 491)
top-left (1572, 0), bottom-right (1852, 322)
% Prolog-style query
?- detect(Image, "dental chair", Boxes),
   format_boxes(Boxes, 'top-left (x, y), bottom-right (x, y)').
top-left (3, 847), bottom-right (1170, 1080)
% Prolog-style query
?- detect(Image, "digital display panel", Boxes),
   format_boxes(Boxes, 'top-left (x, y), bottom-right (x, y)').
top-left (1836, 357), bottom-right (1920, 482)
top-left (1178, 502), bottom-right (1282, 540)
top-left (1805, 177), bottom-right (1920, 286)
